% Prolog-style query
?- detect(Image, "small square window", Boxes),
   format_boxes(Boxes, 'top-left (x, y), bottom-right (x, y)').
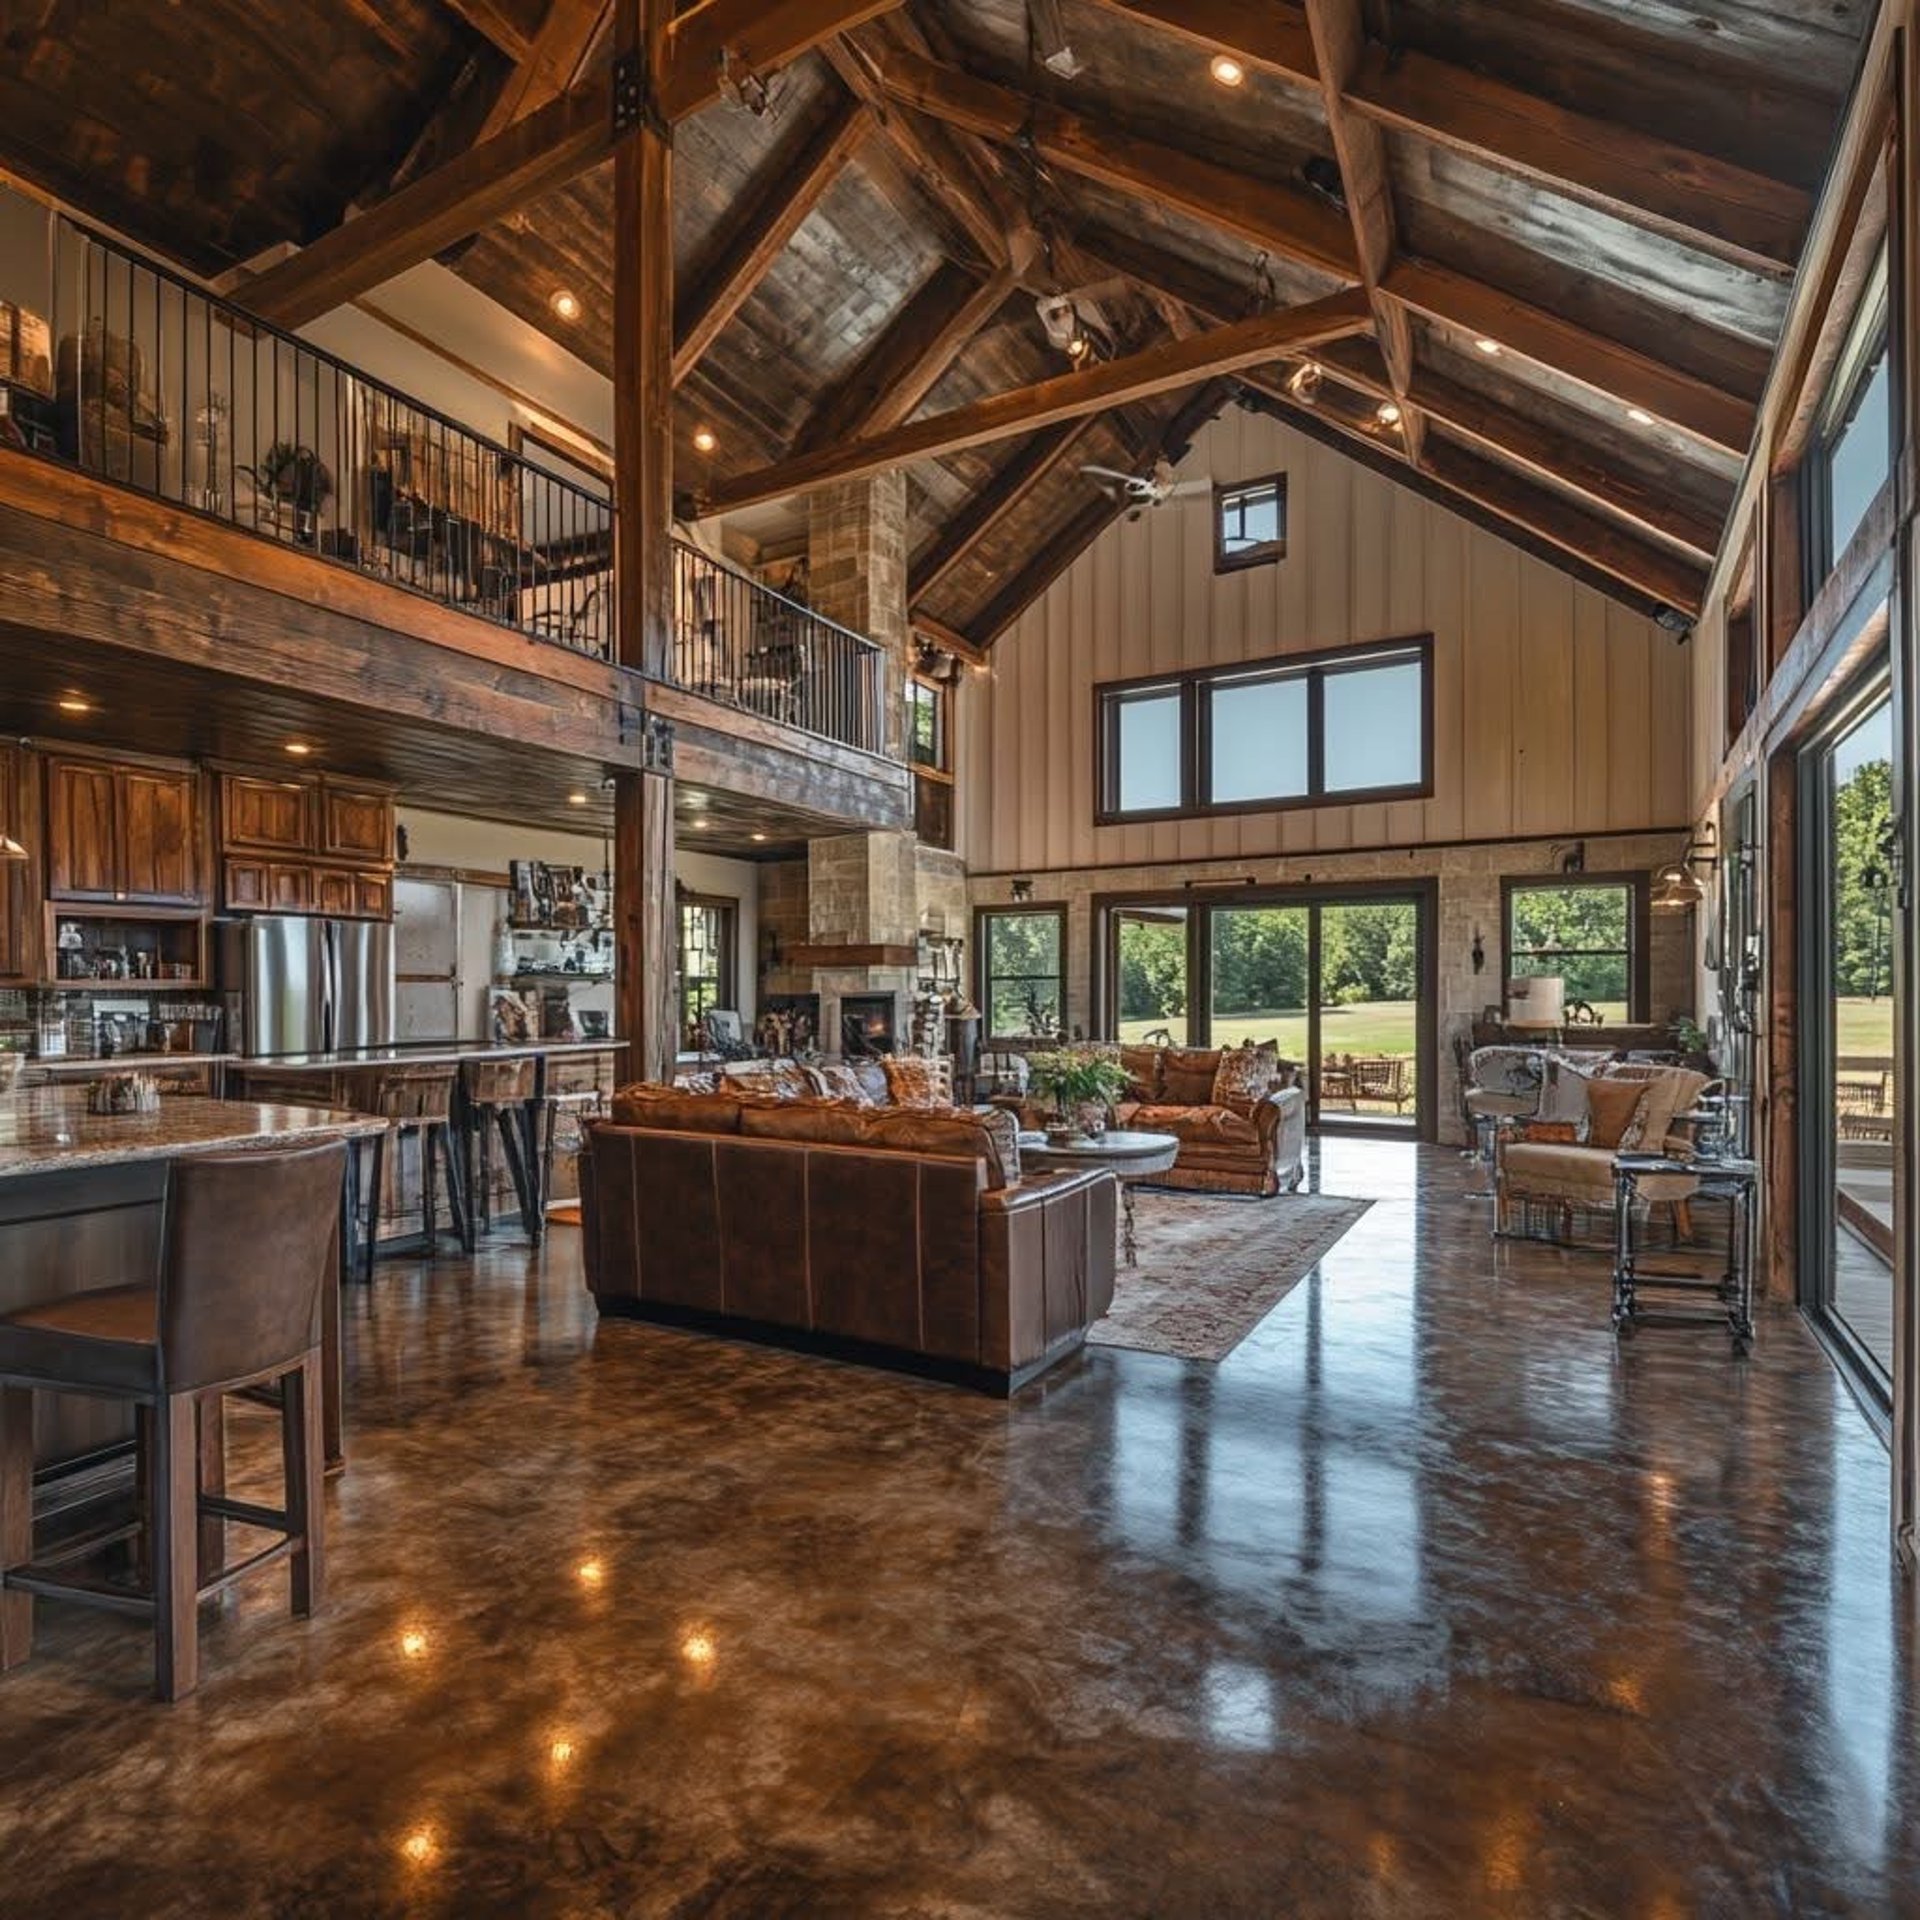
top-left (1214, 473), bottom-right (1287, 572)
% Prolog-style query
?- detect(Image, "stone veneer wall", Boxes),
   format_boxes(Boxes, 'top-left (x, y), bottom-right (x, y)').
top-left (968, 829), bottom-right (1694, 1145)
top-left (808, 471), bottom-right (909, 762)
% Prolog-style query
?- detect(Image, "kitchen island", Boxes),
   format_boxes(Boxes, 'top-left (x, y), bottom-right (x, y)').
top-left (0, 1090), bottom-right (384, 1481)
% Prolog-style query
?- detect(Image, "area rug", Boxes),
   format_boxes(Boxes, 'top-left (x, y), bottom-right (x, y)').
top-left (1087, 1190), bottom-right (1373, 1362)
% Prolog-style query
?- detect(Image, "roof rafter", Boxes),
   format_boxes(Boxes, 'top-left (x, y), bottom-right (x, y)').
top-left (475, 0), bottom-right (610, 142)
top-left (1076, 0), bottom-right (1317, 83)
top-left (698, 288), bottom-right (1372, 513)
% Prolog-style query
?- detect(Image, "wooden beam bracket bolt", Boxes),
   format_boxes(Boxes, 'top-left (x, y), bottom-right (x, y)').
top-left (611, 47), bottom-right (669, 141)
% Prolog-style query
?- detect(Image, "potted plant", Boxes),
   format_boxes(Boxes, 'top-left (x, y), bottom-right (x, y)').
top-left (1669, 1014), bottom-right (1714, 1074)
top-left (1027, 1047), bottom-right (1130, 1145)
top-left (248, 440), bottom-right (333, 546)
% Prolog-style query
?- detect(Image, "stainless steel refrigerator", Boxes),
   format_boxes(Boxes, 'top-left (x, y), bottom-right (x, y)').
top-left (221, 916), bottom-right (396, 1057)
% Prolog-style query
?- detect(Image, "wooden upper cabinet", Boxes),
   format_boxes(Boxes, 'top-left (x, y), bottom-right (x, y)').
top-left (44, 755), bottom-right (205, 907)
top-left (320, 786), bottom-right (393, 862)
top-left (118, 768), bottom-right (201, 904)
top-left (221, 774), bottom-right (317, 855)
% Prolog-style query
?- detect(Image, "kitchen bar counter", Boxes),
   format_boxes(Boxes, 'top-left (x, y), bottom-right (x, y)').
top-left (28, 1051), bottom-right (238, 1078)
top-left (0, 1092), bottom-right (384, 1479)
top-left (231, 1039), bottom-right (626, 1071)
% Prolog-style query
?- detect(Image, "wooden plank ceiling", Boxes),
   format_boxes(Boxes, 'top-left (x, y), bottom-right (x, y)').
top-left (0, 0), bottom-right (1873, 642)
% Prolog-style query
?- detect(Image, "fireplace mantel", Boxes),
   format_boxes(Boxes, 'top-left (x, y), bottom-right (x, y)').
top-left (786, 942), bottom-right (919, 969)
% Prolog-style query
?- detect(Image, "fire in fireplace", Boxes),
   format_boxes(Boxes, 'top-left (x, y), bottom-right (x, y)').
top-left (840, 993), bottom-right (897, 1057)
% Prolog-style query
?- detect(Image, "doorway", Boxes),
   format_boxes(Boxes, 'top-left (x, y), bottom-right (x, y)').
top-left (1104, 885), bottom-right (1434, 1137)
top-left (1800, 672), bottom-right (1897, 1403)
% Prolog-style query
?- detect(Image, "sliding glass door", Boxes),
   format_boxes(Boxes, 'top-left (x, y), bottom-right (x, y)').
top-left (1802, 676), bottom-right (1897, 1400)
top-left (1104, 888), bottom-right (1431, 1136)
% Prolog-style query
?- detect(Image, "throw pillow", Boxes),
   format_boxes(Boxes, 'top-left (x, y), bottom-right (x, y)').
top-left (1162, 1047), bottom-right (1221, 1107)
top-left (1211, 1040), bottom-right (1280, 1109)
top-left (671, 1071), bottom-right (719, 1094)
top-left (1613, 1066), bottom-right (1710, 1153)
top-left (1118, 1044), bottom-right (1164, 1104)
top-left (880, 1053), bottom-right (952, 1109)
top-left (974, 1104), bottom-right (1022, 1185)
top-left (805, 1061), bottom-right (878, 1106)
top-left (1584, 1076), bottom-right (1648, 1150)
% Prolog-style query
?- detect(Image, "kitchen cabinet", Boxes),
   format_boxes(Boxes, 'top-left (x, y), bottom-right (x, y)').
top-left (45, 754), bottom-right (203, 907)
top-left (220, 773), bottom-right (315, 855)
top-left (224, 858), bottom-right (314, 914)
top-left (0, 743), bottom-right (42, 984)
top-left (321, 786), bottom-right (393, 862)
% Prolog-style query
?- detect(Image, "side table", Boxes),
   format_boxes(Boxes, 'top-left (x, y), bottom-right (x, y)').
top-left (1611, 1152), bottom-right (1759, 1352)
top-left (1018, 1128), bottom-right (1179, 1265)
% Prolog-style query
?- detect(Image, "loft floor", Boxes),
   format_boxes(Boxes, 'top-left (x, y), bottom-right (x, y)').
top-left (1, 1140), bottom-right (1913, 1917)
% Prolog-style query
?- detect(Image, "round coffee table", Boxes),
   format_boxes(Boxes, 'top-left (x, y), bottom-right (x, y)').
top-left (1019, 1128), bottom-right (1179, 1265)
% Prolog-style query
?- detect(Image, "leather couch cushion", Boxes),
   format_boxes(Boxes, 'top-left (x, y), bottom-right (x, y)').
top-left (739, 1099), bottom-right (875, 1148)
top-left (1131, 1103), bottom-right (1260, 1147)
top-left (1160, 1047), bottom-right (1221, 1106)
top-left (865, 1109), bottom-right (1006, 1188)
top-left (610, 1084), bottom-right (745, 1132)
top-left (1118, 1045), bottom-right (1163, 1103)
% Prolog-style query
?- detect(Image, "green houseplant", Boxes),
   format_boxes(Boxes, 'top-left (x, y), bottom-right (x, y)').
top-left (1027, 1047), bottom-right (1130, 1143)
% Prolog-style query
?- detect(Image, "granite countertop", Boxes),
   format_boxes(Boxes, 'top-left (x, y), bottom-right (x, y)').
top-left (230, 1039), bottom-right (627, 1072)
top-left (0, 1089), bottom-right (385, 1179)
top-left (32, 1052), bottom-right (238, 1075)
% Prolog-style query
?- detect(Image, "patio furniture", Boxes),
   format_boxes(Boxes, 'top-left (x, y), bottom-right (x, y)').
top-left (1348, 1054), bottom-right (1412, 1112)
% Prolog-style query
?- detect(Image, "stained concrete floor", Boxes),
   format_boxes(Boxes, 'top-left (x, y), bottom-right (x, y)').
top-left (2, 1138), bottom-right (1917, 1918)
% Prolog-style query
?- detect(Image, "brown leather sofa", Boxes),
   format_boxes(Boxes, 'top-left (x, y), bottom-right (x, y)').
top-left (579, 1088), bottom-right (1117, 1392)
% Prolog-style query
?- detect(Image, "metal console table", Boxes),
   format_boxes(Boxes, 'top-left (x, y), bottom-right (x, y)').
top-left (1611, 1152), bottom-right (1759, 1352)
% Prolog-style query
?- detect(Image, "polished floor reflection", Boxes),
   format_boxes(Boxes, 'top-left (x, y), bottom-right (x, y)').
top-left (2, 1139), bottom-right (1917, 1917)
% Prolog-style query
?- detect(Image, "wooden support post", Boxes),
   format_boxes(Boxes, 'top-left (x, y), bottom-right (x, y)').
top-left (614, 0), bottom-right (681, 1086)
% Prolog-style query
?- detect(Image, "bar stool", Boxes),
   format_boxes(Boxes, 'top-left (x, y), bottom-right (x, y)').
top-left (359, 1063), bottom-right (470, 1283)
top-left (0, 1140), bottom-right (345, 1701)
top-left (540, 1074), bottom-right (606, 1221)
top-left (461, 1055), bottom-right (540, 1243)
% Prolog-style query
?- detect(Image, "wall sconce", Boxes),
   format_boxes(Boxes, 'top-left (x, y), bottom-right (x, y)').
top-left (1470, 928), bottom-right (1485, 974)
top-left (1010, 877), bottom-right (1033, 903)
top-left (1651, 821), bottom-right (1719, 912)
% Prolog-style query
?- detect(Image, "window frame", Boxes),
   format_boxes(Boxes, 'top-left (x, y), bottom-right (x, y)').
top-left (1213, 471), bottom-right (1288, 574)
top-left (906, 674), bottom-right (949, 773)
top-left (974, 903), bottom-right (1069, 1044)
top-left (1499, 873), bottom-right (1651, 1025)
top-left (678, 891), bottom-right (738, 1038)
top-left (1803, 249), bottom-right (1891, 590)
top-left (1095, 633), bottom-right (1434, 825)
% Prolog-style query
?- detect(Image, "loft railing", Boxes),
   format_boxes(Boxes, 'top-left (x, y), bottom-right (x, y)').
top-left (8, 219), bottom-right (615, 660)
top-left (670, 539), bottom-right (889, 757)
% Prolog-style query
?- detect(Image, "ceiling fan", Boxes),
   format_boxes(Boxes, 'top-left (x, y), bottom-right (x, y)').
top-left (1081, 455), bottom-right (1211, 511)
top-left (1035, 277), bottom-right (1128, 364)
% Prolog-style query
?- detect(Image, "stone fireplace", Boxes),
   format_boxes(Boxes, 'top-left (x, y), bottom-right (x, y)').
top-left (838, 993), bottom-right (897, 1056)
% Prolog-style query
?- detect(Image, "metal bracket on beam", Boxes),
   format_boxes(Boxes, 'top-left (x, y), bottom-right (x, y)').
top-left (611, 50), bottom-right (669, 141)
top-left (642, 712), bottom-right (676, 775)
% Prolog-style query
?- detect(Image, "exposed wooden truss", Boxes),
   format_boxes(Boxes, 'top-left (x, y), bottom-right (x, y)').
top-left (867, 46), bottom-right (1359, 283)
top-left (1301, 0), bottom-right (1423, 464)
top-left (1077, 0), bottom-right (1317, 83)
top-left (476, 0), bottom-right (609, 142)
top-left (673, 99), bottom-right (873, 384)
top-left (699, 290), bottom-right (1371, 513)
top-left (240, 0), bottom-right (904, 329)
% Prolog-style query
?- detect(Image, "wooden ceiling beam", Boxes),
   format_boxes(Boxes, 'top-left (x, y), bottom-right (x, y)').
top-left (910, 414), bottom-right (1101, 603)
top-left (1384, 258), bottom-right (1756, 456)
top-left (1076, 0), bottom-right (1317, 84)
top-left (868, 46), bottom-right (1359, 283)
top-left (476, 0), bottom-right (611, 142)
top-left (909, 611), bottom-right (989, 665)
top-left (1347, 44), bottom-right (1809, 280)
top-left (441, 0), bottom-right (534, 62)
top-left (672, 100), bottom-right (872, 385)
top-left (822, 36), bottom-right (1011, 267)
top-left (238, 0), bottom-right (902, 327)
top-left (1079, 223), bottom-right (1728, 572)
top-left (1301, 0), bottom-right (1423, 465)
top-left (659, 0), bottom-right (905, 121)
top-left (795, 259), bottom-right (1019, 452)
top-left (698, 289), bottom-right (1370, 512)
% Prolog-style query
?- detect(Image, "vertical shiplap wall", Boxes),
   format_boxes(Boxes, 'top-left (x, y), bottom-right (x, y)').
top-left (958, 405), bottom-right (1692, 871)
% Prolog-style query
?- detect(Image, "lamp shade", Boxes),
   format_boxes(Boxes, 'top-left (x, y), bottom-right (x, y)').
top-left (1650, 861), bottom-right (1705, 911)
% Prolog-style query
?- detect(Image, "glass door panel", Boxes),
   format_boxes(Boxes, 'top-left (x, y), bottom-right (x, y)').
top-left (1114, 906), bottom-right (1190, 1046)
top-left (1208, 906), bottom-right (1309, 1071)
top-left (1818, 693), bottom-right (1896, 1383)
top-left (1316, 900), bottom-right (1421, 1130)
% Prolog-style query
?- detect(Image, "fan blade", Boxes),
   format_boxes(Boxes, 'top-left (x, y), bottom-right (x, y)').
top-left (1080, 464), bottom-right (1139, 485)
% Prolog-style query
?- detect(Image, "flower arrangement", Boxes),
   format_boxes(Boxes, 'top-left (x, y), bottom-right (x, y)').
top-left (1026, 1047), bottom-right (1129, 1140)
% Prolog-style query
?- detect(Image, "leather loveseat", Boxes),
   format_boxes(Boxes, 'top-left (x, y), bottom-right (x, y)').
top-left (579, 1087), bottom-right (1117, 1392)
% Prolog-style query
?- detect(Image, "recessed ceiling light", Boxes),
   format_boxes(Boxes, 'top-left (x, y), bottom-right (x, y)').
top-left (1627, 405), bottom-right (1655, 426)
top-left (284, 741), bottom-right (314, 757)
top-left (56, 694), bottom-right (93, 714)
top-left (567, 791), bottom-right (589, 806)
top-left (1210, 53), bottom-right (1246, 87)
top-left (692, 816), bottom-right (710, 830)
top-left (549, 289), bottom-right (581, 322)
top-left (1474, 336), bottom-right (1502, 356)
top-left (750, 831), bottom-right (768, 843)
top-left (692, 426), bottom-right (717, 453)
top-left (1376, 401), bottom-right (1402, 426)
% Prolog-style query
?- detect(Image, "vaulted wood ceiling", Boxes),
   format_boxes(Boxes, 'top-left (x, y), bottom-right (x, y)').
top-left (0, 0), bottom-right (1874, 643)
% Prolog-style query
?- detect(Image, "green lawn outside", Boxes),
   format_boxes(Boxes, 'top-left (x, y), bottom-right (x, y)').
top-left (1838, 996), bottom-right (1894, 1058)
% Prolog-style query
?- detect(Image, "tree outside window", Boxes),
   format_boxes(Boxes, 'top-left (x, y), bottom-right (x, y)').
top-left (979, 908), bottom-right (1065, 1039)
top-left (1505, 880), bottom-right (1638, 1023)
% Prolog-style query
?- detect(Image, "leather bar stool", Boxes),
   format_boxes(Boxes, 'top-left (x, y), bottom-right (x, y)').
top-left (0, 1139), bottom-right (345, 1701)
top-left (461, 1055), bottom-right (541, 1243)
top-left (359, 1063), bottom-right (470, 1282)
top-left (539, 1075), bottom-right (606, 1222)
